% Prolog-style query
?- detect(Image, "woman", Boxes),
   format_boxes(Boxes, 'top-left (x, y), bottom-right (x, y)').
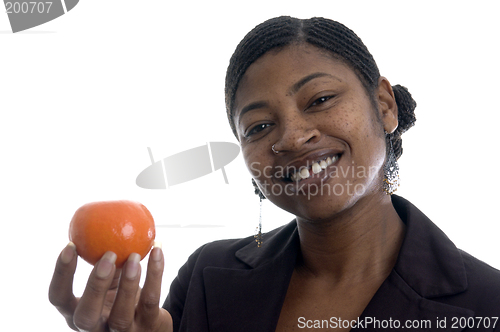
top-left (49, 16), bottom-right (500, 331)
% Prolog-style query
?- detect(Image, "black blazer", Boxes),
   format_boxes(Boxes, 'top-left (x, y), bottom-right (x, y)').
top-left (163, 196), bottom-right (500, 331)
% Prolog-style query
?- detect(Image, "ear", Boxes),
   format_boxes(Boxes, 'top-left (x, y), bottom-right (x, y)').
top-left (377, 76), bottom-right (398, 134)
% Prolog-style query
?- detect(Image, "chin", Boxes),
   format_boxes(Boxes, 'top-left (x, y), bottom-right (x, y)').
top-left (271, 176), bottom-right (387, 223)
top-left (271, 190), bottom-right (360, 223)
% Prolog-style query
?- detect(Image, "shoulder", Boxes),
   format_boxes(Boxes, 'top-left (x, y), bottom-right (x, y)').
top-left (161, 234), bottom-right (256, 330)
top-left (184, 234), bottom-right (256, 270)
top-left (456, 249), bottom-right (500, 311)
top-left (164, 219), bottom-right (297, 299)
top-left (461, 249), bottom-right (500, 286)
top-left (184, 220), bottom-right (295, 270)
top-left (162, 222), bottom-right (296, 331)
top-left (164, 220), bottom-right (294, 291)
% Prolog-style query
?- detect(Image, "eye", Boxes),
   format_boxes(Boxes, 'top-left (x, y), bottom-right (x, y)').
top-left (246, 123), bottom-right (273, 138)
top-left (310, 95), bottom-right (333, 106)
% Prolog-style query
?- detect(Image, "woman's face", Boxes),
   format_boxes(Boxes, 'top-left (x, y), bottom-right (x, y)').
top-left (233, 43), bottom-right (398, 222)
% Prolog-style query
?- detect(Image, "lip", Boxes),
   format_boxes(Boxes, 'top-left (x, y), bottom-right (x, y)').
top-left (282, 149), bottom-right (343, 179)
top-left (270, 149), bottom-right (344, 195)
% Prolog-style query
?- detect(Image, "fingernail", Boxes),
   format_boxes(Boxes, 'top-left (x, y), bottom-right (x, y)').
top-left (61, 242), bottom-right (77, 264)
top-left (96, 252), bottom-right (117, 279)
top-left (125, 253), bottom-right (141, 279)
top-left (151, 241), bottom-right (163, 262)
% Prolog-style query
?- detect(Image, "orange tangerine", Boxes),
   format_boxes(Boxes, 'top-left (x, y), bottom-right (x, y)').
top-left (69, 200), bottom-right (156, 268)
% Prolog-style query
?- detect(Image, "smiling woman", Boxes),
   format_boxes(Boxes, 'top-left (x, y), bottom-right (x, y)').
top-left (49, 16), bottom-right (500, 332)
top-left (164, 16), bottom-right (500, 331)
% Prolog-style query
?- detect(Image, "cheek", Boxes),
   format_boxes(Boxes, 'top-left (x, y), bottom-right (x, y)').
top-left (320, 101), bottom-right (386, 177)
top-left (350, 121), bottom-right (387, 186)
top-left (337, 97), bottom-right (382, 142)
top-left (242, 146), bottom-right (273, 183)
top-left (315, 102), bottom-right (361, 139)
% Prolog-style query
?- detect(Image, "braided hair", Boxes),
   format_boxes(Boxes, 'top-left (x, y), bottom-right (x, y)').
top-left (225, 16), bottom-right (416, 159)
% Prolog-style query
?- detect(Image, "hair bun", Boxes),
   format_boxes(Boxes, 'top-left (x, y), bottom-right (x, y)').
top-left (391, 84), bottom-right (416, 159)
top-left (392, 84), bottom-right (416, 137)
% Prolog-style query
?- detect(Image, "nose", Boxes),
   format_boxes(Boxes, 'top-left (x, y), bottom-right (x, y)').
top-left (272, 113), bottom-right (321, 153)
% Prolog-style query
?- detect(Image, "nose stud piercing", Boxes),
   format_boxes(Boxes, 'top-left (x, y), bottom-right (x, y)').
top-left (272, 144), bottom-right (280, 155)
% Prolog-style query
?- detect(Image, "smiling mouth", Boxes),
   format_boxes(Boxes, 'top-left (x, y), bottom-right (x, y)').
top-left (284, 154), bottom-right (341, 182)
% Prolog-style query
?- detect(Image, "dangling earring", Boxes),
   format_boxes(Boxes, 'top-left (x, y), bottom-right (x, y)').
top-left (383, 133), bottom-right (400, 195)
top-left (252, 178), bottom-right (265, 247)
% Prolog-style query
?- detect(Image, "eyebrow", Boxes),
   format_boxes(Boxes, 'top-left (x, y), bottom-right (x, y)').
top-left (236, 72), bottom-right (341, 127)
top-left (288, 72), bottom-right (341, 95)
top-left (237, 101), bottom-right (268, 128)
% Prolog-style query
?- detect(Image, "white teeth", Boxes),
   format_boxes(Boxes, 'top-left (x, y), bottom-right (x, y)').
top-left (300, 168), bottom-right (310, 179)
top-left (287, 155), bottom-right (339, 182)
top-left (312, 162), bottom-right (321, 174)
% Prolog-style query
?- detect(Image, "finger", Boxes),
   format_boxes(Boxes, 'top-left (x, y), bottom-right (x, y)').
top-left (101, 269), bottom-right (124, 313)
top-left (107, 253), bottom-right (142, 332)
top-left (110, 268), bottom-right (123, 290)
top-left (49, 242), bottom-right (79, 330)
top-left (136, 242), bottom-right (165, 328)
top-left (73, 251), bottom-right (117, 332)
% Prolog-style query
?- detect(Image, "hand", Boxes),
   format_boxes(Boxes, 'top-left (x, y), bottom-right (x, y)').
top-left (49, 242), bottom-right (172, 331)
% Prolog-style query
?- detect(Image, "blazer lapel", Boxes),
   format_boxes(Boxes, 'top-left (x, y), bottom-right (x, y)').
top-left (353, 270), bottom-right (474, 331)
top-left (351, 196), bottom-right (475, 331)
top-left (391, 195), bottom-right (468, 297)
top-left (203, 221), bottom-right (299, 331)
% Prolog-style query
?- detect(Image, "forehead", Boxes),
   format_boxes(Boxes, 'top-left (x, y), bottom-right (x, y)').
top-left (233, 43), bottom-right (359, 109)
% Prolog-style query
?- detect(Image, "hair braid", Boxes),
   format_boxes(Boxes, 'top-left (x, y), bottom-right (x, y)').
top-left (302, 18), bottom-right (379, 95)
top-left (225, 16), bottom-right (417, 160)
top-left (225, 17), bottom-right (302, 132)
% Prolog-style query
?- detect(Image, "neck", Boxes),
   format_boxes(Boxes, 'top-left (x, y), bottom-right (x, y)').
top-left (295, 194), bottom-right (405, 283)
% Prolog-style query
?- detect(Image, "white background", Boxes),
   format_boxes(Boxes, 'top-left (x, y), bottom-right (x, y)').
top-left (1, 1), bottom-right (499, 330)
